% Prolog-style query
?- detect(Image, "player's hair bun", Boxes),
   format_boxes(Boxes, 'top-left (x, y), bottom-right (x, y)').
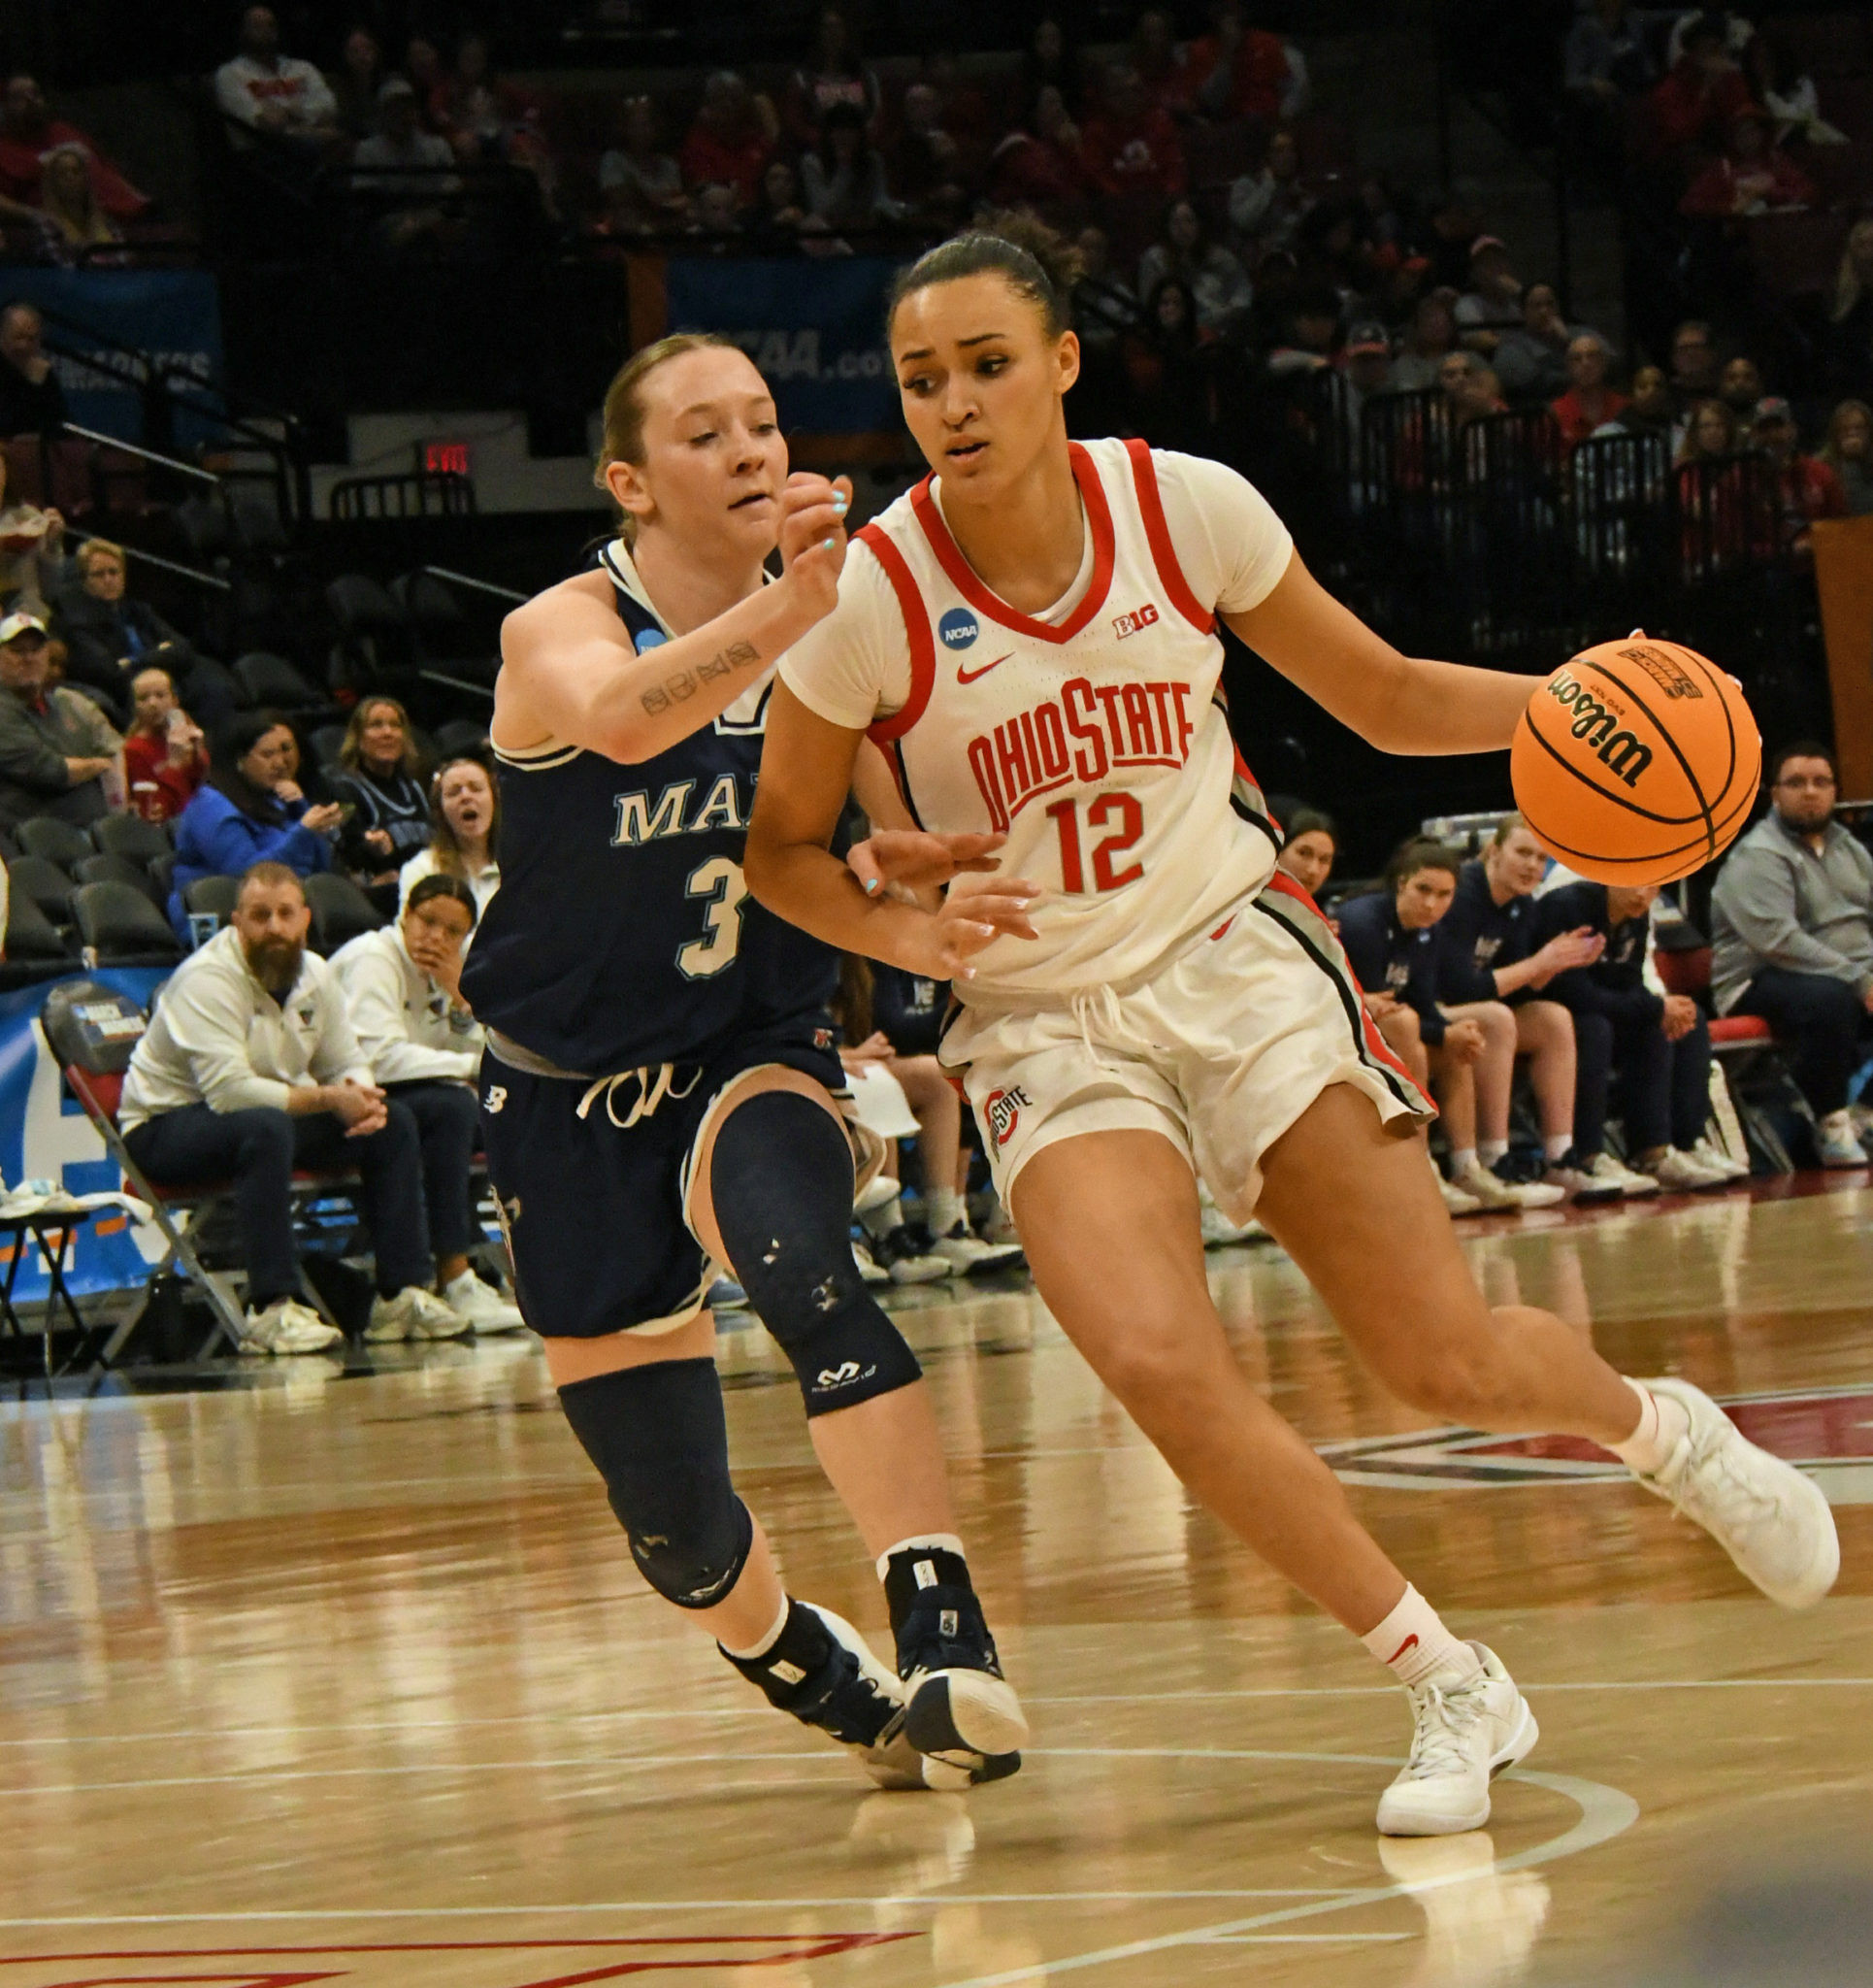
top-left (887, 208), bottom-right (1085, 338)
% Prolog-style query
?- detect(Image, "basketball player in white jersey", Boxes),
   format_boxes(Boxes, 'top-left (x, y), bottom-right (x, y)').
top-left (743, 218), bottom-right (1838, 1836)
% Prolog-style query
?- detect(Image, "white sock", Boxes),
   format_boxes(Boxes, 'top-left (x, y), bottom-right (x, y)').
top-left (1361, 1585), bottom-right (1482, 1689)
top-left (1450, 1147), bottom-right (1479, 1177)
top-left (875, 1532), bottom-right (967, 1583)
top-left (1607, 1378), bottom-right (1691, 1476)
top-left (719, 1594), bottom-right (790, 1662)
top-left (1479, 1140), bottom-right (1508, 1168)
top-left (1545, 1133), bottom-right (1574, 1163)
top-left (860, 1195), bottom-right (904, 1241)
top-left (926, 1186), bottom-right (965, 1237)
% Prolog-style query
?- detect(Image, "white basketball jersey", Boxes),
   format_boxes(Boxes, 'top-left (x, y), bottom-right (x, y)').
top-left (856, 437), bottom-right (1280, 997)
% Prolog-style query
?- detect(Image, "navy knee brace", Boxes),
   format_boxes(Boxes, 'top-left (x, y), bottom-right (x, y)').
top-left (557, 1358), bottom-right (752, 1609)
top-left (708, 1089), bottom-right (923, 1416)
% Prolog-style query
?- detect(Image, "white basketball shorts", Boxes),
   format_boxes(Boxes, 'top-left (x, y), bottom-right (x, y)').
top-left (941, 876), bottom-right (1435, 1224)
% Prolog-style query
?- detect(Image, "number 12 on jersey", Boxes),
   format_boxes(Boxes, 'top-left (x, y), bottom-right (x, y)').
top-left (1045, 793), bottom-right (1144, 894)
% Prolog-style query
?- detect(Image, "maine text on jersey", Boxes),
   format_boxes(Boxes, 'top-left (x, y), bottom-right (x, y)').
top-left (969, 675), bottom-right (1199, 831)
top-left (612, 774), bottom-right (747, 845)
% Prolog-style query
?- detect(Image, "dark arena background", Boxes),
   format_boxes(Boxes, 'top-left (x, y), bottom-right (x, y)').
top-left (0, 2), bottom-right (1870, 1984)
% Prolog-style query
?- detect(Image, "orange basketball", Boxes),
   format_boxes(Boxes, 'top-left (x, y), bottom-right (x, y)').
top-left (1510, 636), bottom-right (1760, 886)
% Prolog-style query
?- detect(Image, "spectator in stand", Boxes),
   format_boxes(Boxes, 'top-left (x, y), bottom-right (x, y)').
top-left (1079, 64), bottom-right (1185, 202)
top-left (887, 83), bottom-right (969, 227)
top-left (1125, 279), bottom-right (1222, 454)
top-left (32, 145), bottom-right (122, 264)
top-left (169, 712), bottom-right (339, 939)
top-left (1421, 185), bottom-right (1484, 291)
top-left (1131, 10), bottom-right (1193, 121)
top-left (1265, 289), bottom-right (1340, 379)
top-left (431, 32), bottom-right (557, 223)
top-left (1667, 317), bottom-right (1723, 409)
top-left (1674, 396), bottom-right (1767, 574)
top-left (1594, 362), bottom-right (1674, 443)
top-left (1564, 0), bottom-right (1655, 110)
top-left (215, 6), bottom-right (342, 149)
top-left (352, 79), bottom-right (461, 254)
top-left (687, 182), bottom-right (742, 247)
top-left (1552, 332), bottom-right (1627, 448)
top-left (782, 7), bottom-right (879, 149)
top-left (120, 666), bottom-right (207, 824)
top-left (332, 874), bottom-right (525, 1334)
top-left (0, 609), bottom-right (118, 827)
top-left (744, 160), bottom-right (810, 251)
top-left (1336, 319), bottom-right (1396, 429)
top-left (598, 96), bottom-right (686, 235)
top-left (1454, 236), bottom-right (1524, 354)
top-left (1337, 841), bottom-right (1556, 1213)
top-left (1069, 224), bottom-right (1141, 349)
top-left (989, 86), bottom-right (1089, 212)
top-left (327, 695), bottom-right (430, 911)
top-left (1012, 16), bottom-right (1085, 122)
top-left (398, 753), bottom-right (500, 918)
top-left (1679, 108), bottom-right (1814, 216)
top-left (0, 301), bottom-right (67, 438)
top-left (1446, 352), bottom-right (1507, 431)
top-left (1719, 353), bottom-right (1762, 422)
top-left (1138, 198), bottom-right (1253, 339)
top-left (50, 539), bottom-right (193, 719)
top-left (1824, 216), bottom-right (1873, 393)
top-left (1645, 11), bottom-right (1757, 162)
top-left (1438, 815), bottom-right (1664, 1200)
top-left (1228, 126), bottom-right (1309, 258)
top-left (1186, 0), bottom-right (1307, 123)
top-left (331, 25), bottom-right (384, 145)
top-left (1819, 399), bottom-right (1873, 515)
top-left (800, 102), bottom-right (901, 234)
top-left (1275, 807), bottom-right (1336, 901)
top-left (1536, 878), bottom-right (1732, 1189)
top-left (0, 442), bottom-right (65, 614)
top-left (1753, 395), bottom-right (1847, 561)
top-left (403, 38), bottom-right (444, 120)
top-left (0, 75), bottom-right (148, 219)
top-left (1390, 292), bottom-right (1460, 392)
top-left (121, 863), bottom-right (466, 1355)
top-left (1712, 741), bottom-right (1873, 1166)
top-left (679, 71), bottom-right (776, 209)
top-left (1675, 394), bottom-right (1740, 465)
top-left (1493, 282), bottom-right (1580, 400)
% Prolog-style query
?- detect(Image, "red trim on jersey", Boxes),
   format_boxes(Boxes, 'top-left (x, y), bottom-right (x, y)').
top-left (1124, 439), bottom-right (1216, 634)
top-left (856, 525), bottom-right (936, 745)
top-left (908, 443), bottom-right (1116, 646)
top-left (1260, 869), bottom-right (1422, 1087)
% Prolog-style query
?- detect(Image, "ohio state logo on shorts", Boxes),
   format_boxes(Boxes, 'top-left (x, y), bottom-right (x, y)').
top-left (985, 1085), bottom-right (1032, 1148)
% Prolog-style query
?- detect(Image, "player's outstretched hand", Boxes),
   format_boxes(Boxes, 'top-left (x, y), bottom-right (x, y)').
top-left (778, 472), bottom-right (852, 620)
top-left (902, 877), bottom-right (1041, 979)
top-left (848, 828), bottom-right (1007, 896)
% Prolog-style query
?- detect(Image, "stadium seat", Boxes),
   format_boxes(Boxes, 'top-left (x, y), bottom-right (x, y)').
top-left (326, 574), bottom-right (417, 698)
top-left (71, 881), bottom-right (184, 968)
top-left (90, 813), bottom-right (173, 866)
top-left (434, 716), bottom-right (491, 757)
top-left (232, 650), bottom-right (326, 713)
top-left (16, 817), bottom-right (97, 869)
top-left (390, 571), bottom-right (498, 690)
top-left (74, 852), bottom-right (166, 913)
top-left (3, 890), bottom-right (72, 969)
top-left (308, 723), bottom-right (348, 769)
top-left (303, 872), bottom-right (384, 954)
top-left (8, 855), bottom-right (76, 927)
top-left (181, 875), bottom-right (242, 928)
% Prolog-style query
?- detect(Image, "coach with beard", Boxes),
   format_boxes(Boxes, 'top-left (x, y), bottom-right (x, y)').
top-left (117, 861), bottom-right (465, 1355)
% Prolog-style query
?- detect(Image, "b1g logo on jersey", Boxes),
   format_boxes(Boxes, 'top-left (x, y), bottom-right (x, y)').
top-left (1112, 602), bottom-right (1160, 641)
top-left (985, 1085), bottom-right (1032, 1148)
top-left (938, 609), bottom-right (979, 650)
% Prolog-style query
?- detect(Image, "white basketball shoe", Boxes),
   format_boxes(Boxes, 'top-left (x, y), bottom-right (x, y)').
top-left (1376, 1643), bottom-right (1539, 1837)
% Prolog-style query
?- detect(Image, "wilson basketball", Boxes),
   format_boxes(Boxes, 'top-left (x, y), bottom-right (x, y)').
top-left (1510, 636), bottom-right (1760, 886)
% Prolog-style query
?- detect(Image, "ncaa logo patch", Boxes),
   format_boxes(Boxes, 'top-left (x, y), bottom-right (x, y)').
top-left (633, 626), bottom-right (668, 649)
top-left (938, 608), bottom-right (979, 650)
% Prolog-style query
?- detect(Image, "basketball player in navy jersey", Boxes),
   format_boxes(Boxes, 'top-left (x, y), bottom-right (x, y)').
top-left (462, 334), bottom-right (1026, 1789)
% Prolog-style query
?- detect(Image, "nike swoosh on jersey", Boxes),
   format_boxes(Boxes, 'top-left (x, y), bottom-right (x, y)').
top-left (957, 652), bottom-right (1013, 684)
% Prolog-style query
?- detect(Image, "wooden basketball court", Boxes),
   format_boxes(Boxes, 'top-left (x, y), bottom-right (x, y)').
top-left (2, 1178), bottom-right (1868, 1986)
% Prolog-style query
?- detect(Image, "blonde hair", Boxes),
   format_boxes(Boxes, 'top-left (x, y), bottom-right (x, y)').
top-left (1489, 811), bottom-right (1531, 848)
top-left (76, 538), bottom-right (125, 577)
top-left (593, 332), bottom-right (739, 542)
top-left (338, 694), bottom-right (421, 779)
top-left (1832, 216), bottom-right (1873, 326)
top-left (1820, 398), bottom-right (1871, 473)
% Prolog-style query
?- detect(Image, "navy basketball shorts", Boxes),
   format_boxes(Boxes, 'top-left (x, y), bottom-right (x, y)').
top-left (477, 1014), bottom-right (844, 1341)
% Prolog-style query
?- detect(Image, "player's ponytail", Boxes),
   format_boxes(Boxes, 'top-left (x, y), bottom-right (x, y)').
top-left (595, 331), bottom-right (738, 541)
top-left (887, 211), bottom-right (1087, 340)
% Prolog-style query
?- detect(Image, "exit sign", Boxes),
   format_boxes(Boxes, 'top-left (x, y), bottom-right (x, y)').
top-left (421, 439), bottom-right (473, 477)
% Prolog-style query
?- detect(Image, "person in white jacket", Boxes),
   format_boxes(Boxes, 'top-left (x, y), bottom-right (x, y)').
top-left (333, 874), bottom-right (523, 1333)
top-left (119, 862), bottom-right (468, 1355)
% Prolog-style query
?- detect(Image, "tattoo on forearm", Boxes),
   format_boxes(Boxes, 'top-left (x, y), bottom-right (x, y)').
top-left (639, 639), bottom-right (766, 716)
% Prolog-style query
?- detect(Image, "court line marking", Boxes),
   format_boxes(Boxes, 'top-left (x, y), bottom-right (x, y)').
top-left (0, 1676), bottom-right (1861, 1750)
top-left (931, 1761), bottom-right (1639, 1988)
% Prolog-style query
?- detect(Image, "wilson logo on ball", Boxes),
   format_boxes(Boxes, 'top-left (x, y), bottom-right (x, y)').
top-left (1541, 671), bottom-right (1654, 788)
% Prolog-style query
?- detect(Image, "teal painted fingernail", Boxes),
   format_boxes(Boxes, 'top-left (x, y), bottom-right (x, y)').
top-left (821, 535), bottom-right (836, 549)
top-left (833, 494), bottom-right (849, 511)
top-left (863, 877), bottom-right (879, 893)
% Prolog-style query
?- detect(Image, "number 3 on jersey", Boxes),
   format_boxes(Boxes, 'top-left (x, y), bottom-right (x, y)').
top-left (678, 855), bottom-right (749, 977)
top-left (1046, 794), bottom-right (1144, 894)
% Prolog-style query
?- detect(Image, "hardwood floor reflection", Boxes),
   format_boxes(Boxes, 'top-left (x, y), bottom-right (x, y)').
top-left (1, 1179), bottom-right (1869, 1985)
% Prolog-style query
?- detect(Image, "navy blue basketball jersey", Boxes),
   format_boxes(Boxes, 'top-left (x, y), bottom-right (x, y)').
top-left (462, 542), bottom-right (837, 1073)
